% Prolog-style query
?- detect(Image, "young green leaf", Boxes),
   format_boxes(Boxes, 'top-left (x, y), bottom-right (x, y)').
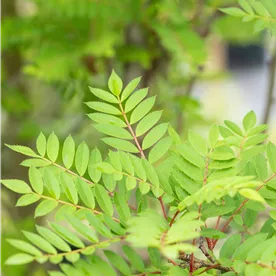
top-left (139, 182), bottom-right (150, 195)
top-left (7, 239), bottom-right (42, 256)
top-left (130, 96), bottom-right (156, 125)
top-left (20, 159), bottom-right (51, 167)
top-left (208, 124), bottom-right (219, 148)
top-left (130, 155), bottom-right (147, 181)
top-left (102, 138), bottom-right (139, 153)
top-left (87, 113), bottom-right (127, 127)
top-left (238, 0), bottom-right (254, 14)
top-left (219, 234), bottom-right (241, 259)
top-left (50, 223), bottom-right (84, 248)
top-left (94, 124), bottom-right (132, 140)
top-left (239, 188), bottom-right (265, 203)
top-left (35, 200), bottom-right (58, 218)
top-left (149, 136), bottom-right (172, 163)
top-left (136, 110), bottom-right (163, 137)
top-left (85, 102), bottom-right (121, 115)
top-left (43, 169), bottom-right (60, 199)
top-left (121, 76), bottom-right (141, 102)
top-left (108, 70), bottom-right (123, 96)
top-left (122, 245), bottom-right (145, 272)
top-left (16, 194), bottom-right (40, 206)
top-left (36, 132), bottom-right (47, 157)
top-left (6, 254), bottom-right (34, 265)
top-left (104, 250), bottom-right (131, 275)
top-left (243, 111), bottom-right (257, 131)
top-left (220, 7), bottom-right (246, 17)
top-left (60, 173), bottom-right (78, 205)
top-left (142, 123), bottom-right (168, 150)
top-left (94, 185), bottom-right (113, 216)
top-left (255, 154), bottom-right (268, 181)
top-left (119, 151), bottom-right (134, 175)
top-left (188, 130), bottom-right (208, 156)
top-left (75, 178), bottom-right (95, 209)
top-left (114, 192), bottom-right (131, 223)
top-left (36, 225), bottom-right (71, 252)
top-left (125, 88), bottom-right (148, 113)
top-left (89, 87), bottom-right (118, 103)
top-left (66, 215), bottom-right (98, 243)
top-left (88, 148), bottom-right (102, 183)
top-left (267, 142), bottom-right (276, 173)
top-left (62, 135), bottom-right (75, 169)
top-left (5, 144), bottom-right (39, 158)
top-left (86, 213), bottom-right (113, 238)
top-left (29, 167), bottom-right (43, 194)
top-left (23, 231), bottom-right (57, 254)
top-left (224, 120), bottom-right (243, 136)
top-left (1, 179), bottom-right (32, 194)
top-left (47, 132), bottom-right (59, 162)
top-left (55, 205), bottom-right (76, 222)
top-left (75, 142), bottom-right (89, 176)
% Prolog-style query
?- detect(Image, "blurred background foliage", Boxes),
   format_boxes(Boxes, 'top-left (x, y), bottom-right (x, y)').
top-left (1, 0), bottom-right (275, 275)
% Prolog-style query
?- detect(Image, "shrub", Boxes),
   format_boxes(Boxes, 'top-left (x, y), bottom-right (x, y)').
top-left (2, 71), bottom-right (276, 276)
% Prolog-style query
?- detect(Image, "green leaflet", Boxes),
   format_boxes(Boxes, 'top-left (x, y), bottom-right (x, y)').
top-left (247, 124), bottom-right (267, 136)
top-left (188, 130), bottom-right (208, 156)
top-left (108, 70), bottom-right (123, 96)
top-left (47, 132), bottom-right (59, 162)
top-left (210, 146), bottom-right (235, 160)
top-left (125, 88), bottom-right (148, 113)
top-left (89, 87), bottom-right (118, 103)
top-left (130, 154), bottom-right (147, 181)
top-left (122, 245), bottom-right (145, 272)
top-left (102, 173), bottom-right (116, 192)
top-left (125, 176), bottom-right (136, 190)
top-left (177, 142), bottom-right (205, 169)
top-left (35, 200), bottom-right (58, 218)
top-left (7, 239), bottom-right (42, 257)
top-left (148, 136), bottom-right (172, 164)
top-left (224, 120), bottom-right (243, 136)
top-left (139, 182), bottom-right (150, 194)
top-left (142, 123), bottom-right (168, 150)
top-left (62, 135), bottom-right (75, 169)
top-left (36, 132), bottom-right (47, 157)
top-left (75, 178), bottom-right (95, 209)
top-left (94, 124), bottom-right (132, 139)
top-left (243, 133), bottom-right (268, 148)
top-left (23, 231), bottom-right (57, 254)
top-left (5, 144), bottom-right (39, 158)
top-left (86, 102), bottom-right (121, 115)
top-left (108, 151), bottom-right (122, 171)
top-left (119, 151), bottom-right (134, 175)
top-left (130, 96), bottom-right (156, 124)
top-left (94, 185), bottom-right (114, 216)
top-left (121, 76), bottom-right (141, 102)
top-left (208, 124), bottom-right (219, 148)
top-left (60, 173), bottom-right (78, 204)
top-left (43, 169), bottom-right (60, 199)
top-left (1, 179), bottom-right (32, 194)
top-left (29, 167), bottom-right (43, 194)
top-left (36, 225), bottom-right (71, 252)
top-left (239, 188), bottom-right (265, 203)
top-left (75, 142), bottom-right (89, 176)
top-left (5, 254), bottom-right (34, 265)
top-left (267, 142), bottom-right (276, 172)
top-left (220, 234), bottom-right (241, 259)
top-left (55, 205), bottom-right (76, 222)
top-left (102, 138), bottom-right (139, 153)
top-left (21, 158), bottom-right (51, 167)
top-left (220, 7), bottom-right (246, 17)
top-left (88, 148), bottom-right (102, 183)
top-left (66, 215), bottom-right (99, 243)
top-left (201, 228), bottom-right (226, 239)
top-left (50, 223), bottom-right (84, 248)
top-left (136, 110), bottom-right (163, 137)
top-left (16, 194), bottom-right (40, 206)
top-left (86, 213), bottom-right (113, 238)
top-left (87, 113), bottom-right (127, 127)
top-left (238, 0), bottom-right (254, 14)
top-left (114, 192), bottom-right (131, 224)
top-left (255, 154), bottom-right (268, 181)
top-left (104, 250), bottom-right (131, 275)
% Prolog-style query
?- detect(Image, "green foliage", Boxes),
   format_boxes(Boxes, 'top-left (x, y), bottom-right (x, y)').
top-left (2, 72), bottom-right (276, 275)
top-left (221, 0), bottom-right (276, 34)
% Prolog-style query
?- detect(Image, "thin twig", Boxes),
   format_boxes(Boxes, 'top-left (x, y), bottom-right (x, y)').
top-left (263, 40), bottom-right (276, 124)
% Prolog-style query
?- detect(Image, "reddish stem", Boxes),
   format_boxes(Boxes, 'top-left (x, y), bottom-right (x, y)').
top-left (159, 196), bottom-right (167, 219)
top-left (169, 210), bottom-right (180, 227)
